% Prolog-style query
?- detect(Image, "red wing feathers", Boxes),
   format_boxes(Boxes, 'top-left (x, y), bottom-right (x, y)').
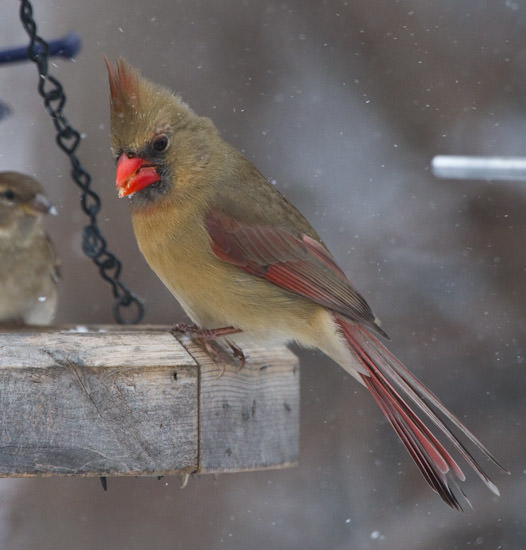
top-left (205, 209), bottom-right (383, 334)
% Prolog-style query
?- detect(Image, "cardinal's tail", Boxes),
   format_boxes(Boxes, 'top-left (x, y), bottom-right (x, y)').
top-left (334, 314), bottom-right (507, 510)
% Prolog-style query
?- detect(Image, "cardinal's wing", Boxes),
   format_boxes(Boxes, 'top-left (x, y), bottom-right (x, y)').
top-left (205, 208), bottom-right (386, 337)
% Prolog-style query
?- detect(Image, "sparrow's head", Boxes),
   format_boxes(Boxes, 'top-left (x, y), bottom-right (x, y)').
top-left (105, 57), bottom-right (217, 207)
top-left (0, 172), bottom-right (56, 236)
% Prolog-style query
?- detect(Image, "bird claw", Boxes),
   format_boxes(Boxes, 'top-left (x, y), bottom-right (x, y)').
top-left (170, 323), bottom-right (246, 372)
top-left (171, 323), bottom-right (241, 340)
top-left (226, 340), bottom-right (246, 369)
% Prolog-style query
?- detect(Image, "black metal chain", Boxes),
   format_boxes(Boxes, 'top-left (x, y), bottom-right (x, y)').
top-left (19, 0), bottom-right (144, 324)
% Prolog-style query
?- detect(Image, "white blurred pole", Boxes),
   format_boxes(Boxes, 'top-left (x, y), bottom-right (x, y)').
top-left (431, 156), bottom-right (526, 181)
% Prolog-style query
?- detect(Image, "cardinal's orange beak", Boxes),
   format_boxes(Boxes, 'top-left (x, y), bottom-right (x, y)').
top-left (115, 153), bottom-right (160, 197)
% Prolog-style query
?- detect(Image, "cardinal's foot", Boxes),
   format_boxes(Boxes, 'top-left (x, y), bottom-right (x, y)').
top-left (171, 323), bottom-right (241, 340)
top-left (226, 340), bottom-right (246, 369)
top-left (170, 323), bottom-right (246, 369)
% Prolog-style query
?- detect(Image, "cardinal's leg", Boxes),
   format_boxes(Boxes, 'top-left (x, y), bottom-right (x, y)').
top-left (170, 323), bottom-right (246, 369)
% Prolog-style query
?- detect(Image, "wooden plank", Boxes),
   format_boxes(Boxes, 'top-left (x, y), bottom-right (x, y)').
top-left (0, 326), bottom-right (198, 477)
top-left (0, 325), bottom-right (194, 368)
top-left (0, 325), bottom-right (299, 478)
top-left (184, 340), bottom-right (299, 473)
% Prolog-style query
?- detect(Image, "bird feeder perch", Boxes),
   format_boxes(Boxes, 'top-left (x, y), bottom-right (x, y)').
top-left (0, 325), bottom-right (299, 478)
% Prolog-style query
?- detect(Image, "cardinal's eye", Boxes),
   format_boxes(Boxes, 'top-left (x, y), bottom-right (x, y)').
top-left (152, 134), bottom-right (169, 152)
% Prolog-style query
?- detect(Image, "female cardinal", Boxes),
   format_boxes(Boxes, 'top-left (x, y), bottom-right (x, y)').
top-left (106, 58), bottom-right (506, 509)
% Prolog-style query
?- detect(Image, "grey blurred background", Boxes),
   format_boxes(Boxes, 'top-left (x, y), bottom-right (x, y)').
top-left (1, 0), bottom-right (525, 548)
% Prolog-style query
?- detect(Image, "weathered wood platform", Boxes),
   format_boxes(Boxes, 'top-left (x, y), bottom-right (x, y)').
top-left (0, 325), bottom-right (299, 478)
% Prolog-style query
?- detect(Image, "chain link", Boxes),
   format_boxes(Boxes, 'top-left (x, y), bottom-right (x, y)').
top-left (19, 0), bottom-right (144, 324)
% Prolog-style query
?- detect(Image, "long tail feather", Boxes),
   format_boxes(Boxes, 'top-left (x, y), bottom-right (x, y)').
top-left (334, 315), bottom-right (508, 509)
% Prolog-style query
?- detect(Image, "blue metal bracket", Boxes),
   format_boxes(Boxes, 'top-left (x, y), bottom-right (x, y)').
top-left (0, 31), bottom-right (81, 64)
top-left (0, 32), bottom-right (81, 122)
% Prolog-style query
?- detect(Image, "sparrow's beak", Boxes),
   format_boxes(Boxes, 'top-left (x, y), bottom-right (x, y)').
top-left (25, 193), bottom-right (57, 216)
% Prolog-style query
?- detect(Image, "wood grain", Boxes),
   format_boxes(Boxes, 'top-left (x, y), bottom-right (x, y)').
top-left (183, 339), bottom-right (299, 473)
top-left (0, 325), bottom-right (299, 478)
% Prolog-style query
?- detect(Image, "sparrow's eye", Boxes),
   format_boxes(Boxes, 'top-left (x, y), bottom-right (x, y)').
top-left (152, 134), bottom-right (169, 153)
top-left (3, 189), bottom-right (16, 201)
